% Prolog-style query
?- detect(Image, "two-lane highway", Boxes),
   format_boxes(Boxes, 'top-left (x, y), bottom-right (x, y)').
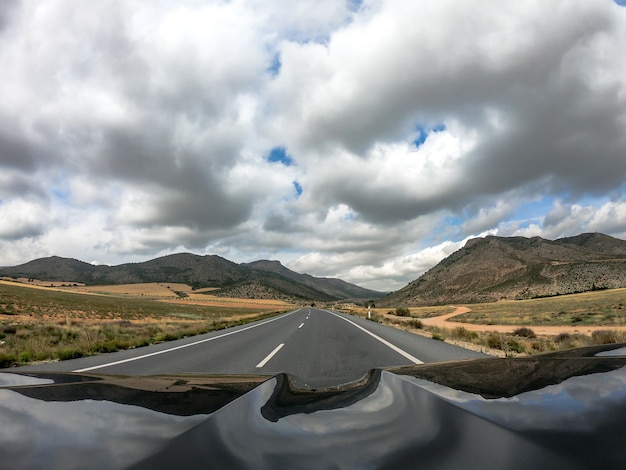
top-left (19, 308), bottom-right (488, 386)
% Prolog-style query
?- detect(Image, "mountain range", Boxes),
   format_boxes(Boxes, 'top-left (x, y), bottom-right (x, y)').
top-left (380, 232), bottom-right (626, 306)
top-left (3, 232), bottom-right (625, 306)
top-left (0, 253), bottom-right (383, 302)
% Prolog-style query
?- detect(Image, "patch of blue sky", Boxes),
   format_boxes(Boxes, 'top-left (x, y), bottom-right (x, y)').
top-left (279, 28), bottom-right (333, 47)
top-left (615, 0), bottom-right (626, 6)
top-left (267, 52), bottom-right (281, 77)
top-left (443, 213), bottom-right (464, 226)
top-left (268, 146), bottom-right (294, 166)
top-left (413, 123), bottom-right (447, 148)
top-left (293, 181), bottom-right (303, 197)
top-left (494, 218), bottom-right (535, 233)
top-left (510, 197), bottom-right (554, 222)
top-left (415, 214), bottom-right (465, 247)
top-left (348, 0), bottom-right (363, 12)
top-left (545, 192), bottom-right (612, 208)
top-left (344, 212), bottom-right (354, 221)
top-left (578, 193), bottom-right (612, 204)
top-left (51, 187), bottom-right (71, 205)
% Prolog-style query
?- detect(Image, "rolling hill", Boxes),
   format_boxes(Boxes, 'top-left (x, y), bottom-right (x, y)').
top-left (0, 253), bottom-right (383, 302)
top-left (381, 232), bottom-right (626, 307)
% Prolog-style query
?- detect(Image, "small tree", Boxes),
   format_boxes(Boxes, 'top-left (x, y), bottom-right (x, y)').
top-left (395, 307), bottom-right (410, 317)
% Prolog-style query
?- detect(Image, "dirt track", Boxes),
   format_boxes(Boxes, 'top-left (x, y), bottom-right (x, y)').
top-left (421, 307), bottom-right (626, 336)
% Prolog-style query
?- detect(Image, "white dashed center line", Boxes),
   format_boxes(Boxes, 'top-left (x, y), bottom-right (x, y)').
top-left (256, 343), bottom-right (285, 368)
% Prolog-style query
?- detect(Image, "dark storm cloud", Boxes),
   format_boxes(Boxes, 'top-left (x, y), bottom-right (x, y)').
top-left (465, 80), bottom-right (626, 199)
top-left (0, 129), bottom-right (40, 171)
top-left (0, 220), bottom-right (45, 241)
top-left (263, 214), bottom-right (304, 233)
top-left (0, 0), bottom-right (18, 32)
top-left (93, 125), bottom-right (254, 231)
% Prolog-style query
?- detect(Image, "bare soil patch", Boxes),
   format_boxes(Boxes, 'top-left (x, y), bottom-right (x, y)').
top-left (421, 306), bottom-right (626, 336)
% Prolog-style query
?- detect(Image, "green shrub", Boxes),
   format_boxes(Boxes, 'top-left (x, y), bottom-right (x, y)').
top-left (64, 330), bottom-right (80, 341)
top-left (592, 330), bottom-right (619, 345)
top-left (0, 352), bottom-right (17, 368)
top-left (395, 307), bottom-right (411, 317)
top-left (554, 332), bottom-right (572, 344)
top-left (18, 351), bottom-right (31, 363)
top-left (93, 341), bottom-right (119, 353)
top-left (506, 339), bottom-right (525, 354)
top-left (486, 334), bottom-right (503, 350)
top-left (57, 348), bottom-right (84, 361)
top-left (513, 327), bottom-right (536, 338)
top-left (431, 332), bottom-right (445, 341)
top-left (407, 319), bottom-right (423, 329)
top-left (452, 326), bottom-right (478, 341)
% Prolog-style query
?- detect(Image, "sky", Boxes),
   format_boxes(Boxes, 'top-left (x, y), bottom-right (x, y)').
top-left (1, 0), bottom-right (626, 292)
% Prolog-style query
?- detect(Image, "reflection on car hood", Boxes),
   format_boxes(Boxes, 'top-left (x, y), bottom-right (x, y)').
top-left (1, 343), bottom-right (626, 469)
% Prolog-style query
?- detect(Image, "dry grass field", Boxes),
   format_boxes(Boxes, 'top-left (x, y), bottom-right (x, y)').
top-left (0, 280), bottom-right (294, 367)
top-left (59, 282), bottom-right (290, 309)
top-left (350, 288), bottom-right (626, 356)
top-left (451, 288), bottom-right (626, 327)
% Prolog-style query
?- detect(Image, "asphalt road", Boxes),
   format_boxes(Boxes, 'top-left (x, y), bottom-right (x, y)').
top-left (18, 308), bottom-right (489, 387)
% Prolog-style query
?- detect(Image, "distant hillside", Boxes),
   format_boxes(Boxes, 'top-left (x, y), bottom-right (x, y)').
top-left (242, 260), bottom-right (381, 300)
top-left (0, 253), bottom-right (383, 302)
top-left (381, 232), bottom-right (626, 307)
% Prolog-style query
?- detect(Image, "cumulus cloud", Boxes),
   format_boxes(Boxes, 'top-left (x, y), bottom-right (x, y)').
top-left (1, 0), bottom-right (625, 290)
top-left (0, 200), bottom-right (49, 241)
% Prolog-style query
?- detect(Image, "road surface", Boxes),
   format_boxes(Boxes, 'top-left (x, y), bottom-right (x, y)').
top-left (17, 308), bottom-right (488, 387)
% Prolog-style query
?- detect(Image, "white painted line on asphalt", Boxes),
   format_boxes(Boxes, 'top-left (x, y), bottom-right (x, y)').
top-left (73, 309), bottom-right (301, 372)
top-left (298, 323), bottom-right (304, 329)
top-left (325, 310), bottom-right (424, 365)
top-left (256, 343), bottom-right (285, 368)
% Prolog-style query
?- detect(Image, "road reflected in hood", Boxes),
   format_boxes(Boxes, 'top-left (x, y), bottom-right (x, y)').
top-left (398, 365), bottom-right (626, 468)
top-left (402, 366), bottom-right (626, 431)
top-left (0, 373), bottom-right (53, 387)
top-left (0, 388), bottom-right (208, 470)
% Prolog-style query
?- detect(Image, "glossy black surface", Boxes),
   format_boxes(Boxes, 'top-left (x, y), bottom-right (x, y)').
top-left (1, 343), bottom-right (626, 469)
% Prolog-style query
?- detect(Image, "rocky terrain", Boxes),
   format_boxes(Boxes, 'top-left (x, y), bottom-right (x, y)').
top-left (380, 233), bottom-right (626, 306)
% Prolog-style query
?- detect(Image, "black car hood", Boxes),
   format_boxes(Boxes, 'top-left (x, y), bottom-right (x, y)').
top-left (2, 343), bottom-right (626, 469)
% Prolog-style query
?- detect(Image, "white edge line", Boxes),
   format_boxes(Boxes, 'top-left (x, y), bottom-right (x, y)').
top-left (325, 310), bottom-right (423, 365)
top-left (256, 343), bottom-right (285, 368)
top-left (73, 309), bottom-right (301, 372)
